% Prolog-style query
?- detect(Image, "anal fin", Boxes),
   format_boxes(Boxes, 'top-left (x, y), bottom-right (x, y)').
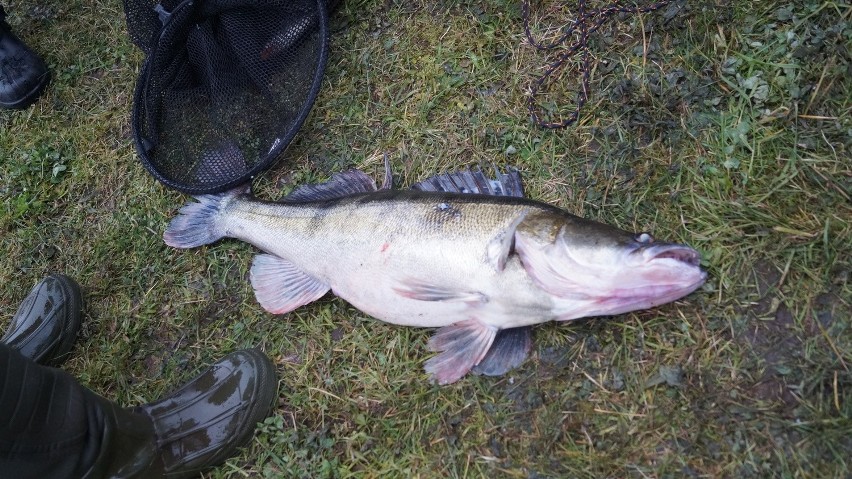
top-left (424, 319), bottom-right (497, 384)
top-left (250, 254), bottom-right (330, 314)
top-left (471, 326), bottom-right (533, 376)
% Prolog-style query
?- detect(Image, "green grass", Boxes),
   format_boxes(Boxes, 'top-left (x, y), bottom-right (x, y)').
top-left (1, 0), bottom-right (850, 477)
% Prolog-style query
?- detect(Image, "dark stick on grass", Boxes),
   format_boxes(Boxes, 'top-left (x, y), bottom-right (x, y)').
top-left (523, 0), bottom-right (675, 129)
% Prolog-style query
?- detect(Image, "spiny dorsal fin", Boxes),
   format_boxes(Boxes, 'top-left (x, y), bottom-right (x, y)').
top-left (411, 166), bottom-right (525, 197)
top-left (283, 169), bottom-right (377, 202)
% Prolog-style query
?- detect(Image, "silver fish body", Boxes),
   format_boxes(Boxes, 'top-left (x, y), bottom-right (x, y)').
top-left (165, 168), bottom-right (706, 383)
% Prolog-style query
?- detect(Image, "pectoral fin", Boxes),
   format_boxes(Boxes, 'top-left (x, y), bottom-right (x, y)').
top-left (250, 254), bottom-right (330, 314)
top-left (471, 326), bottom-right (533, 376)
top-left (486, 209), bottom-right (528, 271)
top-left (424, 319), bottom-right (497, 384)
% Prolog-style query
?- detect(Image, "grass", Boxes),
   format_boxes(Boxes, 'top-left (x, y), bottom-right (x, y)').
top-left (1, 0), bottom-right (849, 477)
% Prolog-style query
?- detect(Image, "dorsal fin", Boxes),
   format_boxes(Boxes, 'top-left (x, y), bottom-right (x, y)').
top-left (283, 169), bottom-right (377, 202)
top-left (411, 166), bottom-right (525, 197)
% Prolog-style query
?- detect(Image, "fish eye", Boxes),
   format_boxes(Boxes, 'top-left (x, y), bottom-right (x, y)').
top-left (636, 232), bottom-right (654, 243)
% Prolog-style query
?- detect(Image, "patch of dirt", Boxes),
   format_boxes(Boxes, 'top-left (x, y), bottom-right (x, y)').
top-left (143, 353), bottom-right (163, 378)
top-left (193, 267), bottom-right (248, 325)
top-left (748, 259), bottom-right (782, 316)
top-left (195, 293), bottom-right (243, 325)
top-left (739, 260), bottom-right (800, 410)
top-left (731, 258), bottom-right (848, 425)
top-left (807, 291), bottom-right (845, 333)
top-left (138, 317), bottom-right (188, 379)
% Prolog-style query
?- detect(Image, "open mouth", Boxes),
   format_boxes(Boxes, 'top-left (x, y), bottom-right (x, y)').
top-left (642, 244), bottom-right (702, 267)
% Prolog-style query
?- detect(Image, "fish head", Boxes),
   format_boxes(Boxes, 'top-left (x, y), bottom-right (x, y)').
top-left (515, 212), bottom-right (707, 318)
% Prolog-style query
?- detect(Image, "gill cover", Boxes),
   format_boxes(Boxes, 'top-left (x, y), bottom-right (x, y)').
top-left (513, 215), bottom-right (603, 300)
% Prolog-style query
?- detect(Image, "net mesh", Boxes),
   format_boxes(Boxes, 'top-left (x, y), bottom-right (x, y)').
top-left (123, 0), bottom-right (328, 193)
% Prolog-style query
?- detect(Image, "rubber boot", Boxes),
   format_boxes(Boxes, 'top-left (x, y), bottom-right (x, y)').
top-left (0, 7), bottom-right (50, 109)
top-left (92, 348), bottom-right (278, 478)
top-left (0, 345), bottom-right (278, 478)
top-left (2, 274), bottom-right (82, 365)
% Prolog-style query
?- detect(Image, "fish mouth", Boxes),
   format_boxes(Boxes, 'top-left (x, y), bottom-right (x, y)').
top-left (641, 244), bottom-right (702, 267)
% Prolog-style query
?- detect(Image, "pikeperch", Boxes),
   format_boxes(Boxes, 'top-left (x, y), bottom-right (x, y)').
top-left (164, 167), bottom-right (706, 384)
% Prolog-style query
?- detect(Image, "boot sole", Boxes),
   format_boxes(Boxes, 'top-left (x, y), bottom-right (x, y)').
top-left (0, 71), bottom-right (50, 110)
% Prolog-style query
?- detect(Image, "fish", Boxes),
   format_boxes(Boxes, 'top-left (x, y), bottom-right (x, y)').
top-left (164, 165), bottom-right (706, 384)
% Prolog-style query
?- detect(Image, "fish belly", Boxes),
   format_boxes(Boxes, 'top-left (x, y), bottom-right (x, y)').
top-left (309, 236), bottom-right (556, 329)
top-left (229, 197), bottom-right (558, 329)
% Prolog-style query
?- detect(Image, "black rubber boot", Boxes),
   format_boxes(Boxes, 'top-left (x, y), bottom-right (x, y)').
top-left (89, 348), bottom-right (279, 478)
top-left (0, 8), bottom-right (50, 109)
top-left (2, 274), bottom-right (83, 365)
top-left (0, 345), bottom-right (278, 478)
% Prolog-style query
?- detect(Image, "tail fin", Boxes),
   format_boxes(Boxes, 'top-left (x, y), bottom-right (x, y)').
top-left (164, 190), bottom-right (239, 248)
